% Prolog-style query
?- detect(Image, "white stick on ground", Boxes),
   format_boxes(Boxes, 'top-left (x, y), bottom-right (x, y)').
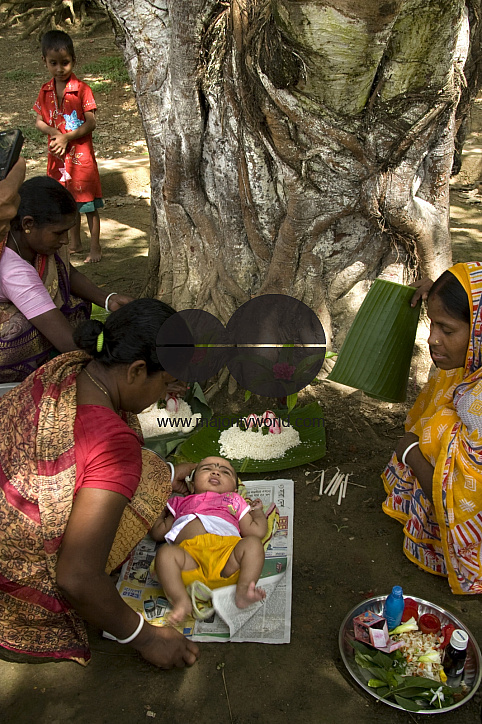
top-left (318, 470), bottom-right (325, 496)
top-left (325, 472), bottom-right (340, 496)
top-left (342, 475), bottom-right (348, 498)
top-left (330, 473), bottom-right (345, 495)
top-left (329, 472), bottom-right (344, 497)
top-left (337, 480), bottom-right (344, 506)
top-left (324, 468), bottom-right (339, 495)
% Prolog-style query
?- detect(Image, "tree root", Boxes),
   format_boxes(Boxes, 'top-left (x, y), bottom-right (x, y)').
top-left (0, 0), bottom-right (107, 38)
top-left (205, 368), bottom-right (230, 403)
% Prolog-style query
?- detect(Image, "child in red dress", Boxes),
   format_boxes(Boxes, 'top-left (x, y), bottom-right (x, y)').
top-left (34, 31), bottom-right (103, 263)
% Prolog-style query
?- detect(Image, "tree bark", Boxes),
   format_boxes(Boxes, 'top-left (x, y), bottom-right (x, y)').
top-left (101, 0), bottom-right (477, 346)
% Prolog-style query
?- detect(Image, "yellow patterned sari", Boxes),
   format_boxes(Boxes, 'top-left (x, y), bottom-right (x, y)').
top-left (382, 261), bottom-right (482, 594)
top-left (0, 352), bottom-right (172, 664)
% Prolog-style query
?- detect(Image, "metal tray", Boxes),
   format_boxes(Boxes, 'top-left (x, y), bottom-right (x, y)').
top-left (339, 595), bottom-right (482, 714)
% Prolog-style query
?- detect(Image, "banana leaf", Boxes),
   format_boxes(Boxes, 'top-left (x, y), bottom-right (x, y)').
top-left (91, 303), bottom-right (109, 322)
top-left (327, 279), bottom-right (421, 403)
top-left (175, 402), bottom-right (326, 472)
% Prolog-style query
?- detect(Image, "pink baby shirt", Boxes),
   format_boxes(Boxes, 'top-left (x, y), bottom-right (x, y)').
top-left (165, 491), bottom-right (251, 542)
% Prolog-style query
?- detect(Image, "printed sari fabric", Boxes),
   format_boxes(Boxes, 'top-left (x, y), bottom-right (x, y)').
top-left (0, 352), bottom-right (172, 664)
top-left (382, 261), bottom-right (482, 594)
top-left (0, 242), bottom-right (90, 383)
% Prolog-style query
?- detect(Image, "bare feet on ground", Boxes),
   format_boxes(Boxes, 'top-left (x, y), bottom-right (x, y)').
top-left (134, 623), bottom-right (199, 668)
top-left (69, 242), bottom-right (82, 254)
top-left (84, 245), bottom-right (102, 263)
top-left (235, 581), bottom-right (266, 609)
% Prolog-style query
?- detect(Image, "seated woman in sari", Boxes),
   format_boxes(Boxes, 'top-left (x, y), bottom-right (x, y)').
top-left (0, 175), bottom-right (132, 382)
top-left (0, 299), bottom-right (199, 668)
top-left (382, 261), bottom-right (482, 595)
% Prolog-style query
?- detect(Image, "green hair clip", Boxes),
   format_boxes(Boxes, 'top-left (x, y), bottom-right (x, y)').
top-left (96, 331), bottom-right (104, 353)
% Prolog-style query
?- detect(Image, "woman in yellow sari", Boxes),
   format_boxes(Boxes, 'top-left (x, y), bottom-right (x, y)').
top-left (382, 261), bottom-right (482, 595)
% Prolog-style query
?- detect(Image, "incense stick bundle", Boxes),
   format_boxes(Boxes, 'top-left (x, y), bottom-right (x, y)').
top-left (329, 473), bottom-right (344, 497)
top-left (318, 470), bottom-right (325, 496)
top-left (323, 468), bottom-right (339, 495)
top-left (337, 479), bottom-right (344, 505)
top-left (342, 475), bottom-right (348, 498)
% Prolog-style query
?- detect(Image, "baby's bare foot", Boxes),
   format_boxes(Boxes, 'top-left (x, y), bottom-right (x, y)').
top-left (168, 598), bottom-right (192, 625)
top-left (235, 581), bottom-right (266, 609)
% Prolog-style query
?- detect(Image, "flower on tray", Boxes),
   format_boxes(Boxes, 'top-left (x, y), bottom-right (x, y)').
top-left (273, 362), bottom-right (296, 381)
top-left (263, 410), bottom-right (281, 434)
top-left (165, 394), bottom-right (179, 413)
top-left (138, 393), bottom-right (201, 437)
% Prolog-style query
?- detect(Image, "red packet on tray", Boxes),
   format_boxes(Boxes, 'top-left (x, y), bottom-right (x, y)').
top-left (353, 611), bottom-right (403, 653)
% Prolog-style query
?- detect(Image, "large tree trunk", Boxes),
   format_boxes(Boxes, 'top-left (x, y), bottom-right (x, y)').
top-left (101, 0), bottom-right (477, 346)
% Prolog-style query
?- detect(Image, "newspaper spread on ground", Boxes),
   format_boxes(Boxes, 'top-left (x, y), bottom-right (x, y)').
top-left (106, 479), bottom-right (293, 644)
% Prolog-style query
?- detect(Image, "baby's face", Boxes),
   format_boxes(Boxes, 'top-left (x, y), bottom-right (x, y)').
top-left (193, 457), bottom-right (237, 495)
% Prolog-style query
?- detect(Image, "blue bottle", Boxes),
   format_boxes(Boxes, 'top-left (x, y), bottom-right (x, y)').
top-left (382, 586), bottom-right (404, 630)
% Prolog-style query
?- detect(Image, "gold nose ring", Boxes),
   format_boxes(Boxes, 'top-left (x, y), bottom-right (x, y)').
top-left (434, 340), bottom-right (440, 344)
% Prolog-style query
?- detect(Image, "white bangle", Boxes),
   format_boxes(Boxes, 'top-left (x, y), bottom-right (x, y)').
top-left (104, 292), bottom-right (118, 312)
top-left (401, 441), bottom-right (419, 466)
top-left (167, 461), bottom-right (175, 483)
top-left (116, 612), bottom-right (145, 644)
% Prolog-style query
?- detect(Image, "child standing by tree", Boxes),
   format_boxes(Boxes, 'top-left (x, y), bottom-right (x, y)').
top-left (34, 30), bottom-right (103, 263)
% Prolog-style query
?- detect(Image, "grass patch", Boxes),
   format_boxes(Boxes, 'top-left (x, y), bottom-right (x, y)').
top-left (20, 126), bottom-right (44, 144)
top-left (16, 123), bottom-right (45, 159)
top-left (81, 55), bottom-right (129, 84)
top-left (4, 69), bottom-right (39, 82)
top-left (88, 80), bottom-right (113, 94)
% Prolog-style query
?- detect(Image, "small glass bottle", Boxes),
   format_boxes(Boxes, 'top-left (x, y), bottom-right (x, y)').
top-left (382, 586), bottom-right (404, 630)
top-left (443, 629), bottom-right (469, 687)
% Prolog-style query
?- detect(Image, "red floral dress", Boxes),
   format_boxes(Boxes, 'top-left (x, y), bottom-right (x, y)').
top-left (33, 73), bottom-right (102, 204)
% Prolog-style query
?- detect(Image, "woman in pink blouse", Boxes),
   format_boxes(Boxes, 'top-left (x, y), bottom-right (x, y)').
top-left (0, 175), bottom-right (131, 382)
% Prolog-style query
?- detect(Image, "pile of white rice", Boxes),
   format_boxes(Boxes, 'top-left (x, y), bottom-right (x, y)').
top-left (219, 423), bottom-right (300, 460)
top-left (138, 400), bottom-right (201, 437)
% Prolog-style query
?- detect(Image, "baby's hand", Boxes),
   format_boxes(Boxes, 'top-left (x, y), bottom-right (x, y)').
top-left (250, 498), bottom-right (264, 511)
top-left (172, 462), bottom-right (196, 495)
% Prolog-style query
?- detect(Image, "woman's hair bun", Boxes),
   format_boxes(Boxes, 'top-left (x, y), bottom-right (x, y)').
top-left (72, 299), bottom-right (176, 373)
top-left (73, 319), bottom-right (104, 357)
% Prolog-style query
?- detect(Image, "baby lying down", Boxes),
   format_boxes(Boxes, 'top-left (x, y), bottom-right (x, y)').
top-left (150, 456), bottom-right (268, 624)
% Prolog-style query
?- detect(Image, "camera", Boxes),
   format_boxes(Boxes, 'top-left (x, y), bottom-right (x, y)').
top-left (0, 129), bottom-right (24, 181)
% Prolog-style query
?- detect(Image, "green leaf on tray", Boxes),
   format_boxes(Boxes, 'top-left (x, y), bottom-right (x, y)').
top-left (393, 695), bottom-right (426, 712)
top-left (143, 432), bottom-right (186, 459)
top-left (349, 637), bottom-right (461, 711)
top-left (184, 381), bottom-right (212, 420)
top-left (286, 393), bottom-right (297, 413)
top-left (175, 402), bottom-right (326, 472)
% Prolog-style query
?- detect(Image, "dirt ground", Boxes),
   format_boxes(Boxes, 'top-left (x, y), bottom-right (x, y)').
top-left (1, 22), bottom-right (482, 724)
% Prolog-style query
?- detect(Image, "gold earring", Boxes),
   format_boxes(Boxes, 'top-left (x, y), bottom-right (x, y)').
top-left (25, 229), bottom-right (31, 234)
